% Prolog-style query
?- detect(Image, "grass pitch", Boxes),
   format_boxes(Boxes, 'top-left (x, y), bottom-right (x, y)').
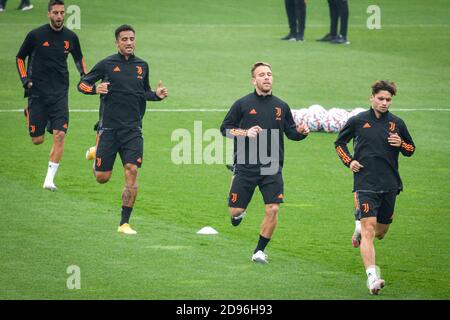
top-left (0, 0), bottom-right (449, 299)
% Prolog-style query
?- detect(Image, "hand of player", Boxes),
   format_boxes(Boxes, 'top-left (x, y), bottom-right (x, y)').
top-left (349, 160), bottom-right (364, 173)
top-left (96, 82), bottom-right (110, 95)
top-left (26, 81), bottom-right (33, 89)
top-left (388, 132), bottom-right (402, 147)
top-left (296, 123), bottom-right (310, 135)
top-left (156, 80), bottom-right (168, 99)
top-left (246, 125), bottom-right (263, 138)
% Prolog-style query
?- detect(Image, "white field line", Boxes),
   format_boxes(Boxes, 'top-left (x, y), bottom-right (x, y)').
top-left (2, 23), bottom-right (449, 28)
top-left (1, 108), bottom-right (450, 113)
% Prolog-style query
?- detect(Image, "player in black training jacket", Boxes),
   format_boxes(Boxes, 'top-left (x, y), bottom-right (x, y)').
top-left (78, 25), bottom-right (168, 235)
top-left (16, 0), bottom-right (87, 191)
top-left (220, 62), bottom-right (310, 264)
top-left (335, 80), bottom-right (415, 295)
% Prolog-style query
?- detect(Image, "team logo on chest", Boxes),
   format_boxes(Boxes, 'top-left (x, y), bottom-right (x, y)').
top-left (136, 65), bottom-right (143, 79)
top-left (389, 121), bottom-right (396, 132)
top-left (64, 40), bottom-right (70, 52)
top-left (275, 106), bottom-right (282, 120)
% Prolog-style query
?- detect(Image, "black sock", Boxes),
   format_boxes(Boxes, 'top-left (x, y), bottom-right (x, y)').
top-left (254, 235), bottom-right (270, 254)
top-left (120, 206), bottom-right (133, 226)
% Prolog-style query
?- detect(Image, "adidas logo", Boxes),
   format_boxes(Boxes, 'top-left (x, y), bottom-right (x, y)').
top-left (363, 122), bottom-right (371, 128)
top-left (249, 108), bottom-right (257, 115)
top-left (42, 41), bottom-right (50, 47)
top-left (113, 66), bottom-right (121, 72)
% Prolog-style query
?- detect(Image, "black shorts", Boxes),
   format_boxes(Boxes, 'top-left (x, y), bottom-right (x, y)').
top-left (25, 95), bottom-right (69, 137)
top-left (228, 173), bottom-right (284, 208)
top-left (354, 191), bottom-right (397, 224)
top-left (95, 128), bottom-right (143, 172)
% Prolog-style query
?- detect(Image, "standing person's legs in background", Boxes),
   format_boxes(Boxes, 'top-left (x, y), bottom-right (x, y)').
top-left (0, 0), bottom-right (8, 11)
top-left (18, 0), bottom-right (33, 11)
top-left (331, 0), bottom-right (350, 44)
top-left (294, 0), bottom-right (306, 41)
top-left (281, 0), bottom-right (297, 40)
top-left (317, 0), bottom-right (338, 41)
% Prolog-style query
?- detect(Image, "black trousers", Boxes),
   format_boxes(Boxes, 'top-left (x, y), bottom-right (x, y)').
top-left (328, 0), bottom-right (349, 37)
top-left (0, 0), bottom-right (31, 8)
top-left (284, 0), bottom-right (307, 36)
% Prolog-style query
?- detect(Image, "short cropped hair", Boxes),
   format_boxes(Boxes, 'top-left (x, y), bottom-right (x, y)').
top-left (115, 24), bottom-right (135, 40)
top-left (251, 61), bottom-right (272, 77)
top-left (48, 0), bottom-right (64, 11)
top-left (371, 80), bottom-right (397, 96)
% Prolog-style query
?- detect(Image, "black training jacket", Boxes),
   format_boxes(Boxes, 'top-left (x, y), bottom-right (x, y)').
top-left (335, 108), bottom-right (415, 193)
top-left (221, 91), bottom-right (307, 175)
top-left (78, 53), bottom-right (161, 129)
top-left (16, 24), bottom-right (86, 97)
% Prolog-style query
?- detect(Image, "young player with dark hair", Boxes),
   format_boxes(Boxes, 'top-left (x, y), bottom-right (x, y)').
top-left (335, 80), bottom-right (415, 294)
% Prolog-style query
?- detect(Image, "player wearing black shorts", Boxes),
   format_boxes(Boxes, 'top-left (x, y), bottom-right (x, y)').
top-left (220, 62), bottom-right (310, 263)
top-left (78, 24), bottom-right (168, 235)
top-left (16, 0), bottom-right (87, 191)
top-left (335, 80), bottom-right (415, 294)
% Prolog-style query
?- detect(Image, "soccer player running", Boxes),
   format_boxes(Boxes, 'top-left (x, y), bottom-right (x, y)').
top-left (16, 0), bottom-right (87, 191)
top-left (78, 25), bottom-right (168, 235)
top-left (335, 80), bottom-right (415, 294)
top-left (220, 62), bottom-right (309, 263)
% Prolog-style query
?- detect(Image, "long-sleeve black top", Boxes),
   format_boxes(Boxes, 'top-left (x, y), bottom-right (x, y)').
top-left (78, 53), bottom-right (161, 129)
top-left (16, 24), bottom-right (86, 97)
top-left (221, 91), bottom-right (307, 175)
top-left (335, 108), bottom-right (415, 193)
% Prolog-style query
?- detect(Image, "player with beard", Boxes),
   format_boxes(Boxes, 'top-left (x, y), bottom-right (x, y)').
top-left (78, 25), bottom-right (168, 235)
top-left (16, 0), bottom-right (87, 191)
top-left (221, 62), bottom-right (309, 263)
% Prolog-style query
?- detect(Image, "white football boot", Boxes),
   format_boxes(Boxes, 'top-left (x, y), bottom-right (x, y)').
top-left (251, 250), bottom-right (268, 264)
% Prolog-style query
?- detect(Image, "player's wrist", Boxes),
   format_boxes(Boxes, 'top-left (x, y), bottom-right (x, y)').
top-left (348, 159), bottom-right (355, 167)
top-left (94, 85), bottom-right (101, 94)
top-left (23, 79), bottom-right (32, 89)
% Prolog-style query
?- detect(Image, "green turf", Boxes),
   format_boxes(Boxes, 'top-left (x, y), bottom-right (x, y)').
top-left (0, 0), bottom-right (449, 299)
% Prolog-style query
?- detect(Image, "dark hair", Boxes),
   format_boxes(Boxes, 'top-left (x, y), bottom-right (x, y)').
top-left (251, 61), bottom-right (272, 77)
top-left (115, 24), bottom-right (135, 40)
top-left (371, 80), bottom-right (397, 96)
top-left (48, 0), bottom-right (64, 12)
